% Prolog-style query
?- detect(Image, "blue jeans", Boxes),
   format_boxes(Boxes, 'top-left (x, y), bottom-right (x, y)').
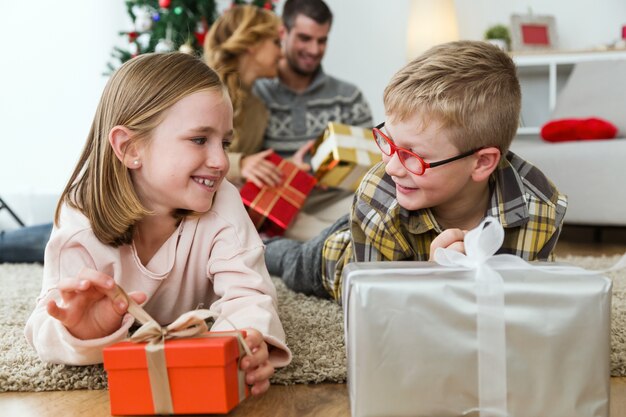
top-left (263, 214), bottom-right (349, 299)
top-left (0, 223), bottom-right (53, 263)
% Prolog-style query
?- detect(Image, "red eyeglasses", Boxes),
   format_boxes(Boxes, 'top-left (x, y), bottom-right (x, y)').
top-left (372, 122), bottom-right (480, 175)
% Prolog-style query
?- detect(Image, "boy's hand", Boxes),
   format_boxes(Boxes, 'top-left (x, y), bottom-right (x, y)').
top-left (46, 267), bottom-right (146, 340)
top-left (241, 149), bottom-right (283, 188)
top-left (429, 229), bottom-right (467, 261)
top-left (240, 328), bottom-right (274, 396)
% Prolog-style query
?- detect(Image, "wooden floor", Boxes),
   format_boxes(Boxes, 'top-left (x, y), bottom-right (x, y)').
top-left (1, 224), bottom-right (625, 416)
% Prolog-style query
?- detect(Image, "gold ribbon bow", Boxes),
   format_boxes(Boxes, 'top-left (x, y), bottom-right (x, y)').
top-left (113, 286), bottom-right (252, 415)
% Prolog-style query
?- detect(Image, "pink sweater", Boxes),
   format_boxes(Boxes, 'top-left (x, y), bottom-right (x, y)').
top-left (24, 180), bottom-right (291, 367)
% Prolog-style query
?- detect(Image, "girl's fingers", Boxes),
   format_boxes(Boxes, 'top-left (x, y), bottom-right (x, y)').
top-left (241, 329), bottom-right (268, 370)
top-left (77, 268), bottom-right (116, 290)
top-left (46, 299), bottom-right (64, 321)
top-left (56, 277), bottom-right (90, 293)
top-left (249, 378), bottom-right (270, 396)
top-left (56, 268), bottom-right (115, 294)
top-left (128, 291), bottom-right (148, 305)
top-left (246, 359), bottom-right (274, 385)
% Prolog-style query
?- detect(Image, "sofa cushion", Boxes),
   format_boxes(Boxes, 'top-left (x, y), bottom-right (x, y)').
top-left (541, 117), bottom-right (618, 142)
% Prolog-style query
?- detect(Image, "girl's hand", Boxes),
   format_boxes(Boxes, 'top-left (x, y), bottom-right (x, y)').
top-left (241, 149), bottom-right (283, 188)
top-left (429, 228), bottom-right (467, 261)
top-left (240, 328), bottom-right (274, 396)
top-left (46, 268), bottom-right (146, 340)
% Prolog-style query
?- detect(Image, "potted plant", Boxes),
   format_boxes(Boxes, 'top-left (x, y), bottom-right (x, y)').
top-left (485, 24), bottom-right (511, 51)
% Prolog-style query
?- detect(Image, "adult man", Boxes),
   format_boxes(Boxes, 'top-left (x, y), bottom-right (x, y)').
top-left (254, 0), bottom-right (373, 241)
top-left (254, 0), bottom-right (373, 160)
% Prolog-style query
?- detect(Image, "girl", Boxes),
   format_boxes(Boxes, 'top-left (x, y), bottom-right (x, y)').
top-left (204, 5), bottom-right (296, 188)
top-left (24, 52), bottom-right (291, 396)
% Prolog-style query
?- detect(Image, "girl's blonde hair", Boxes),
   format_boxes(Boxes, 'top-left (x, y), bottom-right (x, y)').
top-left (384, 40), bottom-right (521, 154)
top-left (55, 52), bottom-right (225, 246)
top-left (203, 5), bottom-right (280, 118)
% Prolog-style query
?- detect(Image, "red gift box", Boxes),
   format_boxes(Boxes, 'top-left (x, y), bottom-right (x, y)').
top-left (240, 152), bottom-right (317, 236)
top-left (103, 331), bottom-right (249, 415)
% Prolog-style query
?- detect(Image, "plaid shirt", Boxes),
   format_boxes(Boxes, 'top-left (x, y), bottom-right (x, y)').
top-left (322, 151), bottom-right (568, 301)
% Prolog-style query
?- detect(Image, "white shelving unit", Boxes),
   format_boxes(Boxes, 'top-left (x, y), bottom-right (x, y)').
top-left (512, 49), bottom-right (626, 135)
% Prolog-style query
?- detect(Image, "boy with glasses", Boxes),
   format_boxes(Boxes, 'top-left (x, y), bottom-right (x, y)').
top-left (264, 40), bottom-right (567, 300)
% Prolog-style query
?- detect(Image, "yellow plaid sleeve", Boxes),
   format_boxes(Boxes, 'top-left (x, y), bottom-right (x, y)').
top-left (321, 227), bottom-right (353, 301)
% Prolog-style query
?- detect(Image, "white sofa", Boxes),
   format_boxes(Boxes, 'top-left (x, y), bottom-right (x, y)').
top-left (510, 136), bottom-right (626, 226)
top-left (510, 58), bottom-right (626, 227)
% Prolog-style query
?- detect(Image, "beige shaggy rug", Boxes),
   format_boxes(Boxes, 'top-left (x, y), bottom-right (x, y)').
top-left (0, 255), bottom-right (625, 392)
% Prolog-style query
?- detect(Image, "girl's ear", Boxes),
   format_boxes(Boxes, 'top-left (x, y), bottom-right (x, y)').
top-left (109, 126), bottom-right (141, 169)
top-left (471, 147), bottom-right (501, 182)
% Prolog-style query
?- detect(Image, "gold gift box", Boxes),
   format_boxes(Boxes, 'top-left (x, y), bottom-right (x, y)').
top-left (310, 123), bottom-right (381, 191)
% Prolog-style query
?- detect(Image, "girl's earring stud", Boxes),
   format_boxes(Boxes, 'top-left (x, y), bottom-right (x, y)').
top-left (133, 160), bottom-right (140, 165)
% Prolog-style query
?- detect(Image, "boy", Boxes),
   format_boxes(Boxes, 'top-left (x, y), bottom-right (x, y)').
top-left (264, 40), bottom-right (567, 301)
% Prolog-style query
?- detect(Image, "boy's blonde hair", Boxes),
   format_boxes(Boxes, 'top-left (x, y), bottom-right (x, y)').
top-left (204, 5), bottom-right (280, 117)
top-left (384, 40), bottom-right (521, 153)
top-left (55, 52), bottom-right (225, 246)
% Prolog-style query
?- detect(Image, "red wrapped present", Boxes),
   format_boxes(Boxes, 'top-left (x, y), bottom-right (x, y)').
top-left (240, 152), bottom-right (317, 236)
top-left (103, 288), bottom-right (251, 415)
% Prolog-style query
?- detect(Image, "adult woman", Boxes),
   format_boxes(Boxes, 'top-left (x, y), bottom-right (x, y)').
top-left (204, 5), bottom-right (284, 188)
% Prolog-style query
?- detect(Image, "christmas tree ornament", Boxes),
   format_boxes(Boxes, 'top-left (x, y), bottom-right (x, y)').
top-left (155, 38), bottom-right (175, 53)
top-left (159, 0), bottom-right (172, 8)
top-left (179, 43), bottom-right (195, 54)
top-left (137, 33), bottom-right (151, 50)
top-left (128, 42), bottom-right (139, 56)
top-left (155, 22), bottom-right (175, 53)
top-left (194, 19), bottom-right (208, 46)
top-left (132, 5), bottom-right (154, 32)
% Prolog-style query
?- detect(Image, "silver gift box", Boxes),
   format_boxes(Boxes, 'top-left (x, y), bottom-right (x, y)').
top-left (342, 261), bottom-right (612, 417)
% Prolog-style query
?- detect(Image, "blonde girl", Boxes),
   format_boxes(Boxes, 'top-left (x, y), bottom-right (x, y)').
top-left (25, 52), bottom-right (291, 396)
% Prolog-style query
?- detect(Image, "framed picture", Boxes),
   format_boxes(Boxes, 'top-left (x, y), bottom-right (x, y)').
top-left (510, 14), bottom-right (557, 52)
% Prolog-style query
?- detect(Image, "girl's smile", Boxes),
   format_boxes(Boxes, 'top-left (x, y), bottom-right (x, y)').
top-left (192, 176), bottom-right (219, 190)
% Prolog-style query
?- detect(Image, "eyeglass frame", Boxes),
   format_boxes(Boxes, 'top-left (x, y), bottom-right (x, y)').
top-left (373, 122), bottom-right (482, 176)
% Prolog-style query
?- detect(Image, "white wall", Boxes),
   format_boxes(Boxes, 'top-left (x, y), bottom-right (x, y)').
top-left (1, 0), bottom-right (623, 229)
top-left (0, 1), bottom-right (128, 228)
top-left (324, 0), bottom-right (411, 124)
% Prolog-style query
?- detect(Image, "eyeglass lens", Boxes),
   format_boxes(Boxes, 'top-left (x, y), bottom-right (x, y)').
top-left (374, 129), bottom-right (424, 175)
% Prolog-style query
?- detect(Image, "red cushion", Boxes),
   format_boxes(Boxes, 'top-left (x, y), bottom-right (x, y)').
top-left (541, 117), bottom-right (618, 142)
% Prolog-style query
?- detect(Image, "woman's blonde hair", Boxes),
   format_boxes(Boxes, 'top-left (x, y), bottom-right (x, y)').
top-left (384, 40), bottom-right (521, 154)
top-left (55, 52), bottom-right (225, 246)
top-left (203, 5), bottom-right (280, 118)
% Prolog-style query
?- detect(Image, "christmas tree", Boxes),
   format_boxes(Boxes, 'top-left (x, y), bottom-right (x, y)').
top-left (106, 0), bottom-right (276, 74)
